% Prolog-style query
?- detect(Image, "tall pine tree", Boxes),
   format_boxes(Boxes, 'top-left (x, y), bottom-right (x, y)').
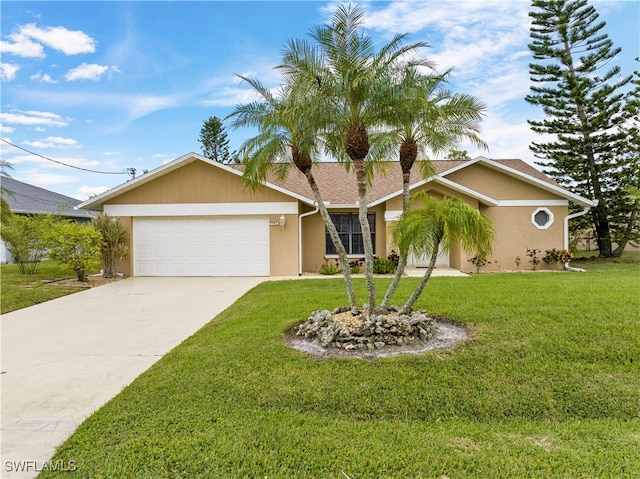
top-left (526, 0), bottom-right (637, 257)
top-left (198, 116), bottom-right (234, 164)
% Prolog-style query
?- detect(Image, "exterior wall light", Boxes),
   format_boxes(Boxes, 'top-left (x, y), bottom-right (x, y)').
top-left (270, 214), bottom-right (287, 229)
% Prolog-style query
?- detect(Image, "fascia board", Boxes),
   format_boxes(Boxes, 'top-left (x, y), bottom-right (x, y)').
top-left (433, 176), bottom-right (500, 206)
top-left (368, 175), bottom-right (499, 207)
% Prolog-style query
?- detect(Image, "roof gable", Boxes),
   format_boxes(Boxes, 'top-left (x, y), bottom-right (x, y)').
top-left (439, 157), bottom-right (593, 207)
top-left (78, 153), bottom-right (313, 210)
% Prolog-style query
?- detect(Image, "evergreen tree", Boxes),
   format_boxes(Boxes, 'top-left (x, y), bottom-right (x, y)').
top-left (526, 0), bottom-right (636, 257)
top-left (198, 116), bottom-right (234, 164)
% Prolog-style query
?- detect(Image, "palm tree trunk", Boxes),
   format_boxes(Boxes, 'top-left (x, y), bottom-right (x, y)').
top-left (353, 158), bottom-right (376, 310)
top-left (305, 170), bottom-right (358, 310)
top-left (399, 243), bottom-right (439, 315)
top-left (381, 178), bottom-right (411, 308)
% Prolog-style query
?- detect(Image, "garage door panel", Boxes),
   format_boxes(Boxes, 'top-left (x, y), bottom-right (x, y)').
top-left (134, 217), bottom-right (269, 276)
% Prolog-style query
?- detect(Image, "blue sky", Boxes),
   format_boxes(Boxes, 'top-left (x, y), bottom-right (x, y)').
top-left (1, 0), bottom-right (638, 200)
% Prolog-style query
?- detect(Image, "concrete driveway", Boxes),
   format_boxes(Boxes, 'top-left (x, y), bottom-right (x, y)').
top-left (1, 276), bottom-right (263, 478)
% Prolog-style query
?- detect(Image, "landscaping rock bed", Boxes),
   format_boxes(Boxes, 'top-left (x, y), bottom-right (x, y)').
top-left (45, 275), bottom-right (122, 288)
top-left (288, 307), bottom-right (470, 359)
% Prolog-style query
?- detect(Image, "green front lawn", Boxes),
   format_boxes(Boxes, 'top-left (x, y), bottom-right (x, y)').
top-left (42, 258), bottom-right (640, 478)
top-left (0, 261), bottom-right (99, 314)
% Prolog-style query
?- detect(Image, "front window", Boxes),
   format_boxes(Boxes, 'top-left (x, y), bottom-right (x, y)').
top-left (326, 213), bottom-right (375, 255)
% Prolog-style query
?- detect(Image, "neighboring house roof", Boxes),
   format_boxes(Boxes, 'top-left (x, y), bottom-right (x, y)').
top-left (78, 152), bottom-right (595, 211)
top-left (1, 176), bottom-right (95, 219)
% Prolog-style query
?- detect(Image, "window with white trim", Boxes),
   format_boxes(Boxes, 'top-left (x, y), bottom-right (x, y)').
top-left (326, 213), bottom-right (375, 255)
top-left (532, 207), bottom-right (554, 229)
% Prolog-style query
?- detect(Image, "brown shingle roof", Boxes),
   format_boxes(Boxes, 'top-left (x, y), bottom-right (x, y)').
top-left (259, 158), bottom-right (559, 205)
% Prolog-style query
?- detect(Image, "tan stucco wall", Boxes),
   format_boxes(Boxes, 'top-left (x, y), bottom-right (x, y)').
top-left (462, 204), bottom-right (568, 272)
top-left (119, 216), bottom-right (134, 277)
top-left (110, 160), bottom-right (292, 204)
top-left (106, 160), bottom-right (300, 277)
top-left (269, 213), bottom-right (299, 276)
top-left (447, 163), bottom-right (557, 201)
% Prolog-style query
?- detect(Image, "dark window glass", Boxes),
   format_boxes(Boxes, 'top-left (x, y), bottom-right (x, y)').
top-left (534, 210), bottom-right (550, 227)
top-left (325, 213), bottom-right (375, 255)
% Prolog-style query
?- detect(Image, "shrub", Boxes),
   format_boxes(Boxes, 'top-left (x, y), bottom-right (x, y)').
top-left (349, 258), bottom-right (363, 274)
top-left (372, 256), bottom-right (396, 274)
top-left (526, 247), bottom-right (542, 270)
top-left (319, 261), bottom-right (340, 275)
top-left (543, 248), bottom-right (574, 265)
top-left (0, 214), bottom-right (57, 274)
top-left (467, 252), bottom-right (490, 273)
top-left (92, 213), bottom-right (129, 278)
top-left (47, 222), bottom-right (102, 281)
top-left (387, 250), bottom-right (399, 268)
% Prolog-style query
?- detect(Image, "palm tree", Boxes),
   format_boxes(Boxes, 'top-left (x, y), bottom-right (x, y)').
top-left (226, 76), bottom-right (359, 310)
top-left (279, 4), bottom-right (431, 311)
top-left (380, 69), bottom-right (488, 308)
top-left (391, 192), bottom-right (495, 314)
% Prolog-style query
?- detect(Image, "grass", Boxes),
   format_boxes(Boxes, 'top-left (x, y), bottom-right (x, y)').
top-left (0, 260), bottom-right (100, 314)
top-left (41, 255), bottom-right (640, 479)
top-left (41, 256), bottom-right (640, 478)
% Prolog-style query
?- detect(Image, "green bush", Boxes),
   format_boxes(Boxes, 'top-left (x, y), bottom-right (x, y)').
top-left (319, 262), bottom-right (340, 275)
top-left (0, 214), bottom-right (57, 274)
top-left (47, 222), bottom-right (102, 281)
top-left (372, 256), bottom-right (396, 274)
top-left (543, 248), bottom-right (574, 265)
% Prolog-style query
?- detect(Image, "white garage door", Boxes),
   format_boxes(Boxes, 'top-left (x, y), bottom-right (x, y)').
top-left (134, 217), bottom-right (269, 276)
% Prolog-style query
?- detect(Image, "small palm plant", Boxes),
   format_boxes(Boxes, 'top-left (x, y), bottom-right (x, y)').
top-left (391, 192), bottom-right (495, 314)
top-left (92, 213), bottom-right (128, 278)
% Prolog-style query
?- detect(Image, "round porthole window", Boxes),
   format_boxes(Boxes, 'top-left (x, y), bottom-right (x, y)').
top-left (532, 207), bottom-right (554, 229)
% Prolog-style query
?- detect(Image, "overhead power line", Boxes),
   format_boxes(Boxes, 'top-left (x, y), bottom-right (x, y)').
top-left (0, 138), bottom-right (132, 176)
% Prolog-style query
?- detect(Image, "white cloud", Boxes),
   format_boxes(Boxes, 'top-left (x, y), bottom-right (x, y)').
top-left (0, 63), bottom-right (20, 81)
top-left (201, 85), bottom-right (263, 107)
top-left (0, 110), bottom-right (68, 127)
top-left (31, 72), bottom-right (57, 83)
top-left (1, 125), bottom-right (15, 134)
top-left (126, 95), bottom-right (184, 119)
top-left (10, 152), bottom-right (101, 170)
top-left (64, 63), bottom-right (109, 81)
top-left (18, 24), bottom-right (95, 55)
top-left (15, 171), bottom-right (78, 188)
top-left (364, 1), bottom-right (531, 76)
top-left (24, 136), bottom-right (80, 149)
top-left (0, 23), bottom-right (95, 59)
top-left (75, 185), bottom-right (109, 200)
top-left (0, 35), bottom-right (44, 58)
